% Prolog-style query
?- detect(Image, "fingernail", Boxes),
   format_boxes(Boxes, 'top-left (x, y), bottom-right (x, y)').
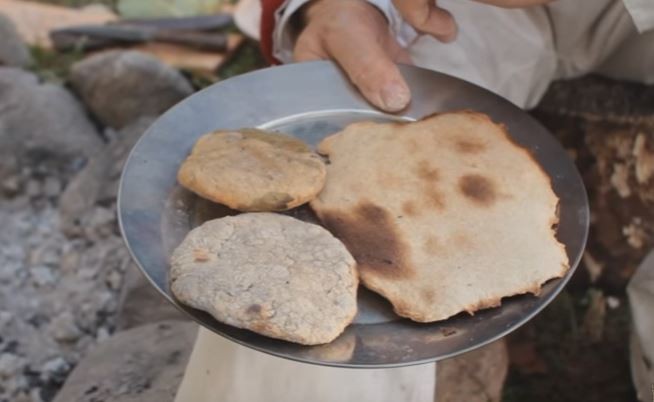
top-left (381, 81), bottom-right (410, 112)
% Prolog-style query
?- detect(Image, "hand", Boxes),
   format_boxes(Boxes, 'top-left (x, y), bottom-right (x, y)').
top-left (389, 0), bottom-right (553, 40)
top-left (294, 0), bottom-right (412, 112)
top-left (390, 0), bottom-right (457, 42)
top-left (293, 0), bottom-right (553, 112)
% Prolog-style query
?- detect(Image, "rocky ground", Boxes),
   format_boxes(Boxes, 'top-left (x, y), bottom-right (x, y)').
top-left (1, 7), bottom-right (653, 402)
top-left (0, 15), bottom-right (196, 400)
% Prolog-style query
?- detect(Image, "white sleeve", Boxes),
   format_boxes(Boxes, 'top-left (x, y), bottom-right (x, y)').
top-left (623, 0), bottom-right (654, 32)
top-left (272, 0), bottom-right (418, 64)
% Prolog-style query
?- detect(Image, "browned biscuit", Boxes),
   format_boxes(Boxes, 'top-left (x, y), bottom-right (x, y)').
top-left (178, 129), bottom-right (326, 211)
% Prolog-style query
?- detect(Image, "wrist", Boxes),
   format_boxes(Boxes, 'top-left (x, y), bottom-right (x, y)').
top-left (291, 0), bottom-right (388, 36)
top-left (289, 0), bottom-right (321, 38)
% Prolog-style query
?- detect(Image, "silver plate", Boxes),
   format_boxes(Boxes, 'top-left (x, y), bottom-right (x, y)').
top-left (118, 61), bottom-right (589, 368)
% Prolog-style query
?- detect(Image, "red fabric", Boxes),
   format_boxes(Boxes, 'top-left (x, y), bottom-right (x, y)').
top-left (260, 0), bottom-right (286, 65)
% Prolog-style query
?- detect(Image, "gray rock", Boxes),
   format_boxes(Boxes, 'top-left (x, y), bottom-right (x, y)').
top-left (95, 327), bottom-right (111, 342)
top-left (49, 312), bottom-right (82, 343)
top-left (0, 259), bottom-right (21, 283)
top-left (53, 321), bottom-right (197, 402)
top-left (59, 117), bottom-right (155, 233)
top-left (81, 206), bottom-right (116, 239)
top-left (0, 310), bottom-right (13, 330)
top-left (116, 265), bottom-right (187, 330)
top-left (70, 51), bottom-right (192, 129)
top-left (0, 202), bottom-right (132, 401)
top-left (28, 240), bottom-right (61, 267)
top-left (25, 179), bottom-right (41, 198)
top-left (41, 356), bottom-right (70, 380)
top-left (0, 13), bottom-right (31, 67)
top-left (106, 270), bottom-right (123, 291)
top-left (0, 68), bottom-right (102, 178)
top-left (0, 353), bottom-right (26, 379)
top-left (1, 175), bottom-right (20, 196)
top-left (436, 339), bottom-right (508, 402)
top-left (30, 266), bottom-right (56, 287)
top-left (13, 392), bottom-right (31, 402)
top-left (43, 176), bottom-right (62, 198)
top-left (29, 389), bottom-right (44, 402)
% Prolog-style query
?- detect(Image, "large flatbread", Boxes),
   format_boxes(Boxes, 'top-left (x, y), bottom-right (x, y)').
top-left (310, 111), bottom-right (569, 322)
top-left (170, 213), bottom-right (358, 345)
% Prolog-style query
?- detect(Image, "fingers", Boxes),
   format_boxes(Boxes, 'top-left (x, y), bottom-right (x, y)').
top-left (392, 0), bottom-right (457, 42)
top-left (292, 0), bottom-right (411, 111)
top-left (327, 30), bottom-right (411, 112)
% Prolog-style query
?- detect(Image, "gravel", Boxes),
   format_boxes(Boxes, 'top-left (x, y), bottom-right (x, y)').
top-left (0, 166), bottom-right (131, 402)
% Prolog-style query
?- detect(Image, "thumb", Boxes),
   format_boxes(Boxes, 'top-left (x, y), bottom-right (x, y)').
top-left (327, 34), bottom-right (411, 112)
top-left (293, 34), bottom-right (328, 62)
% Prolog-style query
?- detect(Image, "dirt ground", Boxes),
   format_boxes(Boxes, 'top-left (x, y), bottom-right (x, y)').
top-left (504, 288), bottom-right (635, 402)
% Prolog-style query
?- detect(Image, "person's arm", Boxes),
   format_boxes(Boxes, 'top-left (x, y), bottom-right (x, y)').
top-left (262, 0), bottom-right (424, 111)
top-left (262, 0), bottom-right (419, 65)
top-left (262, 0), bottom-right (556, 111)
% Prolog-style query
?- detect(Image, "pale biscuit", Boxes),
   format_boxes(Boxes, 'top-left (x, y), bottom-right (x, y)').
top-left (170, 213), bottom-right (358, 345)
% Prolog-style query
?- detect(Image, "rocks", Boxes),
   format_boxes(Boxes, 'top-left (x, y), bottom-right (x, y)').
top-left (48, 312), bottom-right (82, 343)
top-left (0, 353), bottom-right (26, 378)
top-left (0, 68), bottom-right (102, 179)
top-left (42, 177), bottom-right (62, 199)
top-left (0, 13), bottom-right (31, 67)
top-left (41, 357), bottom-right (71, 383)
top-left (0, 201), bottom-right (132, 402)
top-left (116, 265), bottom-right (186, 330)
top-left (0, 45), bottom-right (192, 402)
top-left (0, 310), bottom-right (14, 330)
top-left (436, 340), bottom-right (508, 402)
top-left (70, 51), bottom-right (193, 129)
top-left (30, 266), bottom-right (56, 287)
top-left (0, 353), bottom-right (28, 398)
top-left (52, 321), bottom-right (197, 402)
top-left (59, 117), bottom-right (155, 234)
top-left (1, 174), bottom-right (21, 197)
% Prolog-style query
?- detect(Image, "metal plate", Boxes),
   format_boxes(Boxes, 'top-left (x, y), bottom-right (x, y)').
top-left (118, 61), bottom-right (589, 368)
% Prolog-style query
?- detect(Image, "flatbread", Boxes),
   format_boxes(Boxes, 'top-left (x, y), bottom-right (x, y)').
top-left (170, 213), bottom-right (358, 345)
top-left (310, 111), bottom-right (569, 322)
top-left (177, 129), bottom-right (326, 211)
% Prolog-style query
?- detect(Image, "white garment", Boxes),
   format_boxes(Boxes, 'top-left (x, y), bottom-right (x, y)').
top-left (272, 0), bottom-right (654, 108)
top-left (628, 251), bottom-right (654, 402)
top-left (175, 328), bottom-right (436, 402)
